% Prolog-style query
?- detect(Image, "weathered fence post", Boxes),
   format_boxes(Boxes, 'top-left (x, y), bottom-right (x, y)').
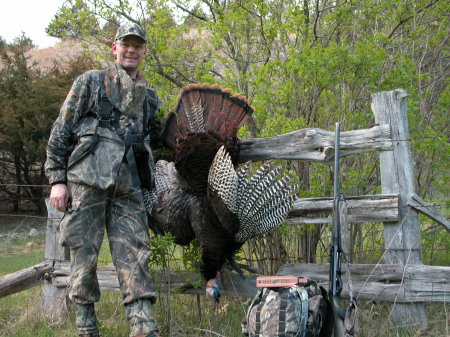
top-left (43, 198), bottom-right (69, 313)
top-left (371, 89), bottom-right (428, 331)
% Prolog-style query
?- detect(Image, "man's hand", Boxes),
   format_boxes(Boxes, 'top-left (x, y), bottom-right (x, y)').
top-left (50, 183), bottom-right (70, 212)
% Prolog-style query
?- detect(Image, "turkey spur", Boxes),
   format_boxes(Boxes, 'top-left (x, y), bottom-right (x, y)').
top-left (143, 84), bottom-right (298, 299)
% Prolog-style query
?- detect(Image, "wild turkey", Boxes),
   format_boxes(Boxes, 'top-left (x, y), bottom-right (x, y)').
top-left (143, 84), bottom-right (298, 303)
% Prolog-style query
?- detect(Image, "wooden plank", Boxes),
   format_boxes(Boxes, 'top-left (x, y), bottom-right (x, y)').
top-left (407, 193), bottom-right (450, 233)
top-left (50, 262), bottom-right (258, 297)
top-left (44, 199), bottom-right (69, 262)
top-left (46, 262), bottom-right (450, 303)
top-left (277, 263), bottom-right (450, 303)
top-left (287, 194), bottom-right (398, 224)
top-left (0, 261), bottom-right (53, 298)
top-left (43, 199), bottom-right (69, 313)
top-left (239, 125), bottom-right (392, 163)
top-left (287, 217), bottom-right (333, 225)
top-left (372, 89), bottom-right (427, 329)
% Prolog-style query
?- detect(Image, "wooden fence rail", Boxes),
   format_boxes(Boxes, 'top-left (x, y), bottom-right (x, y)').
top-left (49, 262), bottom-right (450, 303)
top-left (239, 124), bottom-right (392, 163)
top-left (288, 194), bottom-right (399, 224)
top-left (0, 261), bottom-right (53, 298)
top-left (2, 260), bottom-right (449, 304)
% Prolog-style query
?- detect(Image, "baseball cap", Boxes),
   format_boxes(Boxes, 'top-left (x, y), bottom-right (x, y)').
top-left (114, 23), bottom-right (147, 43)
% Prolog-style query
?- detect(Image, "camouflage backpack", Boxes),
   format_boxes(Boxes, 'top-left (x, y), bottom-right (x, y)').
top-left (242, 278), bottom-right (332, 337)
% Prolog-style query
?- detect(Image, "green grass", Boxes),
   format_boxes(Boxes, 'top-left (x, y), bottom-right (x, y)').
top-left (0, 217), bottom-right (46, 276)
top-left (0, 222), bottom-right (448, 337)
top-left (1, 286), bottom-right (448, 336)
top-left (0, 254), bottom-right (44, 276)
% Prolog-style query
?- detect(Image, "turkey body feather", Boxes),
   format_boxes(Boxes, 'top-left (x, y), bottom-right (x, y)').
top-left (143, 84), bottom-right (297, 282)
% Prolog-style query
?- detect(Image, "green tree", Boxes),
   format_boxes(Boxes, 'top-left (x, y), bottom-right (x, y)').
top-left (46, 0), bottom-right (101, 41)
top-left (0, 35), bottom-right (95, 212)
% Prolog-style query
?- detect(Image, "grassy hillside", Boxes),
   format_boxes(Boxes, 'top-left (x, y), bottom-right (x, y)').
top-left (0, 40), bottom-right (85, 71)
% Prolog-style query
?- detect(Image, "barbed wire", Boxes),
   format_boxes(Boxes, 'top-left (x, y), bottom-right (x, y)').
top-left (387, 319), bottom-right (449, 330)
top-left (242, 245), bottom-right (450, 260)
top-left (0, 200), bottom-right (448, 211)
top-left (1, 194), bottom-right (448, 209)
top-left (0, 214), bottom-right (49, 219)
top-left (1, 190), bottom-right (449, 207)
top-left (0, 204), bottom-right (448, 221)
top-left (292, 202), bottom-right (450, 210)
top-left (0, 197), bottom-right (49, 202)
top-left (1, 249), bottom-right (447, 263)
top-left (0, 183), bottom-right (51, 187)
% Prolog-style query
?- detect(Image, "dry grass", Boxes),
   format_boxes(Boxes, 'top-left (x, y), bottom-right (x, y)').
top-left (1, 286), bottom-right (448, 336)
top-left (25, 40), bottom-right (86, 70)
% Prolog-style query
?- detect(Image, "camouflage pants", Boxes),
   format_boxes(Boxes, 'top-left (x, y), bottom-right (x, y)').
top-left (59, 163), bottom-right (158, 333)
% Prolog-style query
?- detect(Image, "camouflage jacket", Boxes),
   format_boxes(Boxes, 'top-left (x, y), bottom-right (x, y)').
top-left (45, 63), bottom-right (162, 189)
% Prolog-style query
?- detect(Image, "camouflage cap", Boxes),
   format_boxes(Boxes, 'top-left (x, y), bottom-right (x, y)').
top-left (114, 23), bottom-right (147, 43)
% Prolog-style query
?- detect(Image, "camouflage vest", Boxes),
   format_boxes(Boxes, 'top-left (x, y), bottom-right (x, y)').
top-left (242, 280), bottom-right (332, 337)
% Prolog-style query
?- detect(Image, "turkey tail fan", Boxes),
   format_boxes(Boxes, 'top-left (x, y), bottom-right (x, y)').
top-left (161, 84), bottom-right (254, 150)
top-left (208, 146), bottom-right (298, 243)
top-left (178, 84), bottom-right (207, 133)
top-left (207, 91), bottom-right (253, 140)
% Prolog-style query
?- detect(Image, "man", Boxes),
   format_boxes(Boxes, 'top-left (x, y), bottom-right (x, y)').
top-left (45, 23), bottom-right (162, 337)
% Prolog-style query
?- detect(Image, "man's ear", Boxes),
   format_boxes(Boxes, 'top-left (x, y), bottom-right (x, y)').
top-left (112, 42), bottom-right (118, 55)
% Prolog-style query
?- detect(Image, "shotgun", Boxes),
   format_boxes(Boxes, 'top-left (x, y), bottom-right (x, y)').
top-left (329, 122), bottom-right (346, 337)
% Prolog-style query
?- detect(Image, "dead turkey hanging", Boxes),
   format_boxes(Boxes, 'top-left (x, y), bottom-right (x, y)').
top-left (142, 84), bottom-right (298, 302)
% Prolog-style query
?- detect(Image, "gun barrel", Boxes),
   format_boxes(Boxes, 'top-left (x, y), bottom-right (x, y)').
top-left (333, 122), bottom-right (340, 199)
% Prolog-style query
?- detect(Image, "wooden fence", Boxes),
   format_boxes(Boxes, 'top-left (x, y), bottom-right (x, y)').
top-left (1, 89), bottom-right (449, 331)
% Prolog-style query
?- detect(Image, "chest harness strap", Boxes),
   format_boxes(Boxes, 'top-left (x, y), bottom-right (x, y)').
top-left (92, 71), bottom-right (152, 187)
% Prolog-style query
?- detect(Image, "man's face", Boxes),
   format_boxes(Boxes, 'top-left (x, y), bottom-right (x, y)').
top-left (112, 36), bottom-right (147, 75)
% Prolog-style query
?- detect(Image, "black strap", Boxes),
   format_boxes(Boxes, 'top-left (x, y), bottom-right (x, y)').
top-left (126, 146), bottom-right (141, 187)
top-left (278, 291), bottom-right (289, 337)
top-left (89, 71), bottom-right (109, 154)
top-left (143, 95), bottom-right (149, 136)
top-left (124, 133), bottom-right (144, 150)
top-left (255, 311), bottom-right (261, 336)
top-left (254, 294), bottom-right (266, 337)
top-left (98, 71), bottom-right (120, 132)
top-left (254, 289), bottom-right (269, 337)
top-left (93, 71), bottom-right (157, 188)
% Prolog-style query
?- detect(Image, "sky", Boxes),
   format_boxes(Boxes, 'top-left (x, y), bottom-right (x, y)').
top-left (0, 0), bottom-right (65, 48)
